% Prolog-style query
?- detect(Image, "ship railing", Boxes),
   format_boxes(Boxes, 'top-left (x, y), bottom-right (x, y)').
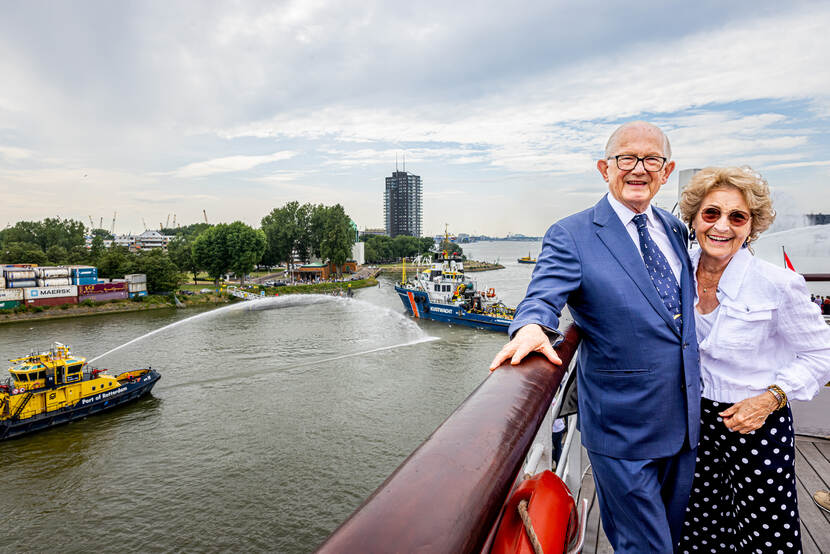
top-left (318, 325), bottom-right (582, 553)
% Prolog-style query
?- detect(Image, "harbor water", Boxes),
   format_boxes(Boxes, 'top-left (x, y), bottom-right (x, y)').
top-left (2, 237), bottom-right (826, 552)
top-left (0, 241), bottom-right (542, 553)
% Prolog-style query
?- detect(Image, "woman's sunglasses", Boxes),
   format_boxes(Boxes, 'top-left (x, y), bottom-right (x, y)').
top-left (700, 207), bottom-right (751, 226)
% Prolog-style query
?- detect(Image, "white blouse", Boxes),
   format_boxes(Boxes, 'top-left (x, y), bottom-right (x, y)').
top-left (691, 247), bottom-right (830, 403)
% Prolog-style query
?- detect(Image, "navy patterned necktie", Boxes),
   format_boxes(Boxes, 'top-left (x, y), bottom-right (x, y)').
top-left (632, 214), bottom-right (682, 331)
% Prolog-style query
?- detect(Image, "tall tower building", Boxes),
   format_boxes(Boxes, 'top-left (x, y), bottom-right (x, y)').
top-left (384, 170), bottom-right (422, 237)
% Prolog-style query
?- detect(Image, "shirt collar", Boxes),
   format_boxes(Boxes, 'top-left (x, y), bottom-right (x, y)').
top-left (690, 246), bottom-right (753, 300)
top-left (606, 192), bottom-right (656, 228)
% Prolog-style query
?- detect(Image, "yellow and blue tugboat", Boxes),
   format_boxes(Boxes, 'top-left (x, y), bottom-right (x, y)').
top-left (0, 343), bottom-right (160, 440)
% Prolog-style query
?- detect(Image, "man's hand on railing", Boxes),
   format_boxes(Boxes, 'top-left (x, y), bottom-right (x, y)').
top-left (489, 324), bottom-right (563, 371)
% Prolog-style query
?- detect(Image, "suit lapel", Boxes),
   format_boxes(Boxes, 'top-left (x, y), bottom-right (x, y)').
top-left (593, 197), bottom-right (681, 337)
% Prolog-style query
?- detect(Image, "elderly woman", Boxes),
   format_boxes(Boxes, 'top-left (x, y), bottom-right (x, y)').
top-left (677, 167), bottom-right (830, 553)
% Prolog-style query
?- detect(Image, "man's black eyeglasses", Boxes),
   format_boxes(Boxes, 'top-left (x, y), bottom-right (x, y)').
top-left (608, 155), bottom-right (667, 172)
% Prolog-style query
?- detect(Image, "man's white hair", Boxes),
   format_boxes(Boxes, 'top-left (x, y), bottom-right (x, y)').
top-left (604, 121), bottom-right (672, 160)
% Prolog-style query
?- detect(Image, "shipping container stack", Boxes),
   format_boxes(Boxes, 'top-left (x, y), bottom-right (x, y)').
top-left (70, 265), bottom-right (99, 285)
top-left (1, 266), bottom-right (35, 309)
top-left (125, 274), bottom-right (148, 298)
top-left (0, 265), bottom-right (147, 311)
top-left (78, 281), bottom-right (128, 303)
top-left (26, 266), bottom-right (78, 307)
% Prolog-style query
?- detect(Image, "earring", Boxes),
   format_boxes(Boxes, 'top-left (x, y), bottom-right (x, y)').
top-left (690, 228), bottom-right (696, 241)
top-left (742, 239), bottom-right (749, 249)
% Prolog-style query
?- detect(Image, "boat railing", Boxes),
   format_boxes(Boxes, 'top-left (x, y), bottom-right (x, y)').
top-left (317, 325), bottom-right (582, 553)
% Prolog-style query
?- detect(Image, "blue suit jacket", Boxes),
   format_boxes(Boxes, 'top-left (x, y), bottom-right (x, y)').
top-left (509, 195), bottom-right (700, 459)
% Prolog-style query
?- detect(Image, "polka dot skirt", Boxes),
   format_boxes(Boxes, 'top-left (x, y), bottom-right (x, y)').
top-left (679, 397), bottom-right (801, 553)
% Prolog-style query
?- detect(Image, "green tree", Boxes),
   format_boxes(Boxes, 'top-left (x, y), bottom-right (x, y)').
top-left (261, 201), bottom-right (309, 269)
top-left (192, 222), bottom-right (265, 284)
top-left (308, 203), bottom-right (328, 259)
top-left (68, 245), bottom-right (93, 265)
top-left (45, 245), bottom-right (69, 265)
top-left (319, 204), bottom-right (354, 276)
top-left (0, 217), bottom-right (85, 252)
top-left (132, 249), bottom-right (184, 292)
top-left (226, 222), bottom-right (266, 283)
top-left (90, 228), bottom-right (114, 240)
top-left (168, 236), bottom-right (200, 284)
top-left (89, 235), bottom-right (106, 261)
top-left (192, 226), bottom-right (229, 284)
top-left (0, 241), bottom-right (48, 266)
top-left (168, 222), bottom-right (212, 240)
top-left (96, 246), bottom-right (133, 279)
top-left (364, 235), bottom-right (393, 263)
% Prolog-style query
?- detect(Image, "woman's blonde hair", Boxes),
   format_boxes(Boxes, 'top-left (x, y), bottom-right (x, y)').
top-left (678, 166), bottom-right (775, 244)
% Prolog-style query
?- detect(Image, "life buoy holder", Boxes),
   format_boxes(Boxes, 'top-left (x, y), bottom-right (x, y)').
top-left (487, 288), bottom-right (496, 298)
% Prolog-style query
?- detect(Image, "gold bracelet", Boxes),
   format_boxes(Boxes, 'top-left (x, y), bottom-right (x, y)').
top-left (767, 384), bottom-right (787, 410)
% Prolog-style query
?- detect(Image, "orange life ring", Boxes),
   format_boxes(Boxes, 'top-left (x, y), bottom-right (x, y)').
top-left (491, 470), bottom-right (576, 554)
top-left (487, 288), bottom-right (496, 297)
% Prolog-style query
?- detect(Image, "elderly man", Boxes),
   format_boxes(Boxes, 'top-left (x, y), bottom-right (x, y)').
top-left (491, 121), bottom-right (700, 553)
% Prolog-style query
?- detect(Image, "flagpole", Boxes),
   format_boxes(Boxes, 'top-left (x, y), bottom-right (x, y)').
top-left (782, 246), bottom-right (786, 268)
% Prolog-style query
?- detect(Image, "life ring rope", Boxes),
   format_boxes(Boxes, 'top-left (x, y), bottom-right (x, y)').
top-left (518, 499), bottom-right (544, 554)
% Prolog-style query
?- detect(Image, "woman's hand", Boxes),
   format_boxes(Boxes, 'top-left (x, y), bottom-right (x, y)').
top-left (719, 391), bottom-right (780, 434)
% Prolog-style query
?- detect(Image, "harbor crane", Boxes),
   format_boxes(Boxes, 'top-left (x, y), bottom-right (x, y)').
top-left (111, 212), bottom-right (117, 235)
top-left (203, 209), bottom-right (209, 224)
top-left (88, 216), bottom-right (94, 229)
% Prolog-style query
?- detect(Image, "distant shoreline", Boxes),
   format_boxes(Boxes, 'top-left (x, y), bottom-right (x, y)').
top-left (378, 260), bottom-right (504, 275)
top-left (0, 277), bottom-right (379, 325)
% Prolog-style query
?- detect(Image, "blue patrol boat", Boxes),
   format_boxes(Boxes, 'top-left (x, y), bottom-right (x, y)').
top-left (394, 251), bottom-right (515, 332)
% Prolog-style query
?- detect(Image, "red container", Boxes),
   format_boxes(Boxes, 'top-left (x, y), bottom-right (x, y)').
top-left (78, 282), bottom-right (128, 296)
top-left (26, 296), bottom-right (78, 307)
top-left (79, 291), bottom-right (128, 302)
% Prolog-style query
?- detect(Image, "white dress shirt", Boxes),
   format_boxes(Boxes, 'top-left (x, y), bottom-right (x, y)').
top-left (692, 247), bottom-right (830, 402)
top-left (606, 193), bottom-right (682, 285)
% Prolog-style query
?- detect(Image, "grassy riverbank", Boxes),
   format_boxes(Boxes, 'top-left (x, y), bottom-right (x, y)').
top-left (0, 277), bottom-right (379, 324)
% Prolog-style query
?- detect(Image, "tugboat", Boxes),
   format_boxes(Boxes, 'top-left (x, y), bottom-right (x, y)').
top-left (0, 343), bottom-right (160, 440)
top-left (517, 252), bottom-right (537, 264)
top-left (394, 250), bottom-right (515, 332)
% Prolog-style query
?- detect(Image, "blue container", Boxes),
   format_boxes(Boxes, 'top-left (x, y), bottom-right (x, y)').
top-left (73, 277), bottom-right (99, 285)
top-left (71, 268), bottom-right (97, 277)
top-left (129, 291), bottom-right (148, 298)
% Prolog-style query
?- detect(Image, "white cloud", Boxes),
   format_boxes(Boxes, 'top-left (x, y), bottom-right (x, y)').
top-left (1, 2), bottom-right (830, 235)
top-left (764, 160), bottom-right (830, 170)
top-left (171, 151), bottom-right (297, 178)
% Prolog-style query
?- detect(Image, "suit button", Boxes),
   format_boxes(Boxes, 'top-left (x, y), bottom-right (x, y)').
top-left (682, 342), bottom-right (689, 349)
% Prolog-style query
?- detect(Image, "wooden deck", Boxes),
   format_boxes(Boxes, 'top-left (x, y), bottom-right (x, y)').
top-left (578, 436), bottom-right (830, 553)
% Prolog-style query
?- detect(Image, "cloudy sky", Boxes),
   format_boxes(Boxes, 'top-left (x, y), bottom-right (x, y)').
top-left (2, 1), bottom-right (829, 237)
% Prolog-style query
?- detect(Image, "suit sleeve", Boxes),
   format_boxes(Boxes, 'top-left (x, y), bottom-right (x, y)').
top-left (508, 222), bottom-right (582, 338)
top-left (774, 273), bottom-right (830, 401)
